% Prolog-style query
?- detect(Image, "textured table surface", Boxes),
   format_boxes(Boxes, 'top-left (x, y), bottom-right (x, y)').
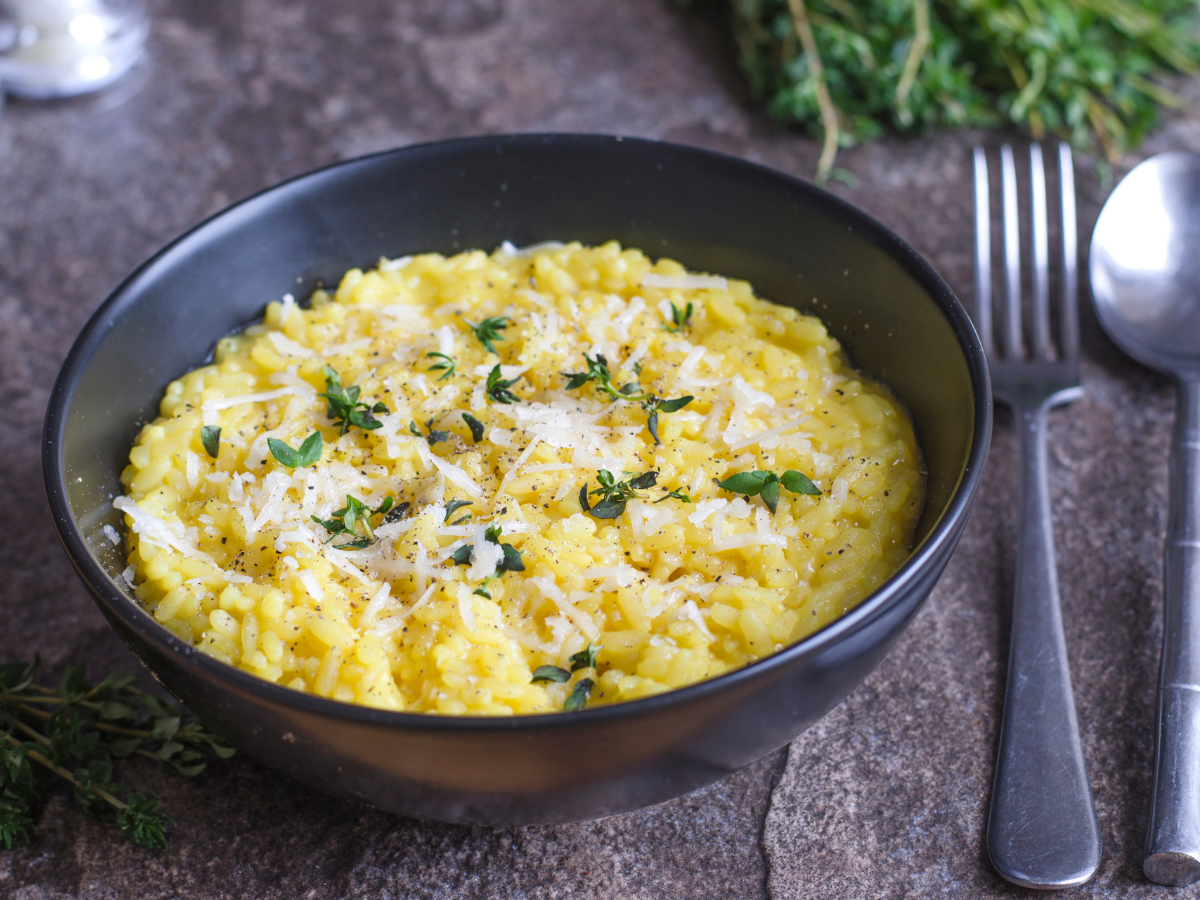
top-left (2, 1), bottom-right (1199, 897)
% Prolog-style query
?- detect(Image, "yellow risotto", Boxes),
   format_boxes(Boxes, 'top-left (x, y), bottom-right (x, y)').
top-left (114, 241), bottom-right (924, 715)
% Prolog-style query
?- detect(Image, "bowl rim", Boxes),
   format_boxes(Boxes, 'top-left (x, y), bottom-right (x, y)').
top-left (43, 132), bottom-right (991, 733)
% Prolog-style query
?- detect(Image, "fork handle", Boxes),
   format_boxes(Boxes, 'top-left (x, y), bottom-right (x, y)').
top-left (1145, 375), bottom-right (1200, 886)
top-left (987, 402), bottom-right (1102, 889)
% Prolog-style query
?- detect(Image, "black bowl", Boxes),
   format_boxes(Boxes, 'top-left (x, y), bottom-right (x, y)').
top-left (43, 134), bottom-right (990, 825)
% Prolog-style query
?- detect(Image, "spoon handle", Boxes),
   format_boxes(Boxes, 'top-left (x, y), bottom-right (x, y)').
top-left (1145, 375), bottom-right (1200, 886)
top-left (987, 400), bottom-right (1101, 889)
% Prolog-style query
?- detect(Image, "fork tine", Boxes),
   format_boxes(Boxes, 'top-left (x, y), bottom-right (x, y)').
top-left (972, 147), bottom-right (993, 355)
top-left (1000, 145), bottom-right (1023, 359)
top-left (1030, 145), bottom-right (1052, 359)
top-left (1058, 142), bottom-right (1079, 363)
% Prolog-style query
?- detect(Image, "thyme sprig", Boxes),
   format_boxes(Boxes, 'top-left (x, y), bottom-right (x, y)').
top-left (319, 367), bottom-right (389, 436)
top-left (657, 488), bottom-right (692, 504)
top-left (715, 469), bottom-right (821, 513)
top-left (425, 351), bottom-right (457, 381)
top-left (685, 0), bottom-right (1200, 179)
top-left (531, 644), bottom-right (602, 712)
top-left (561, 354), bottom-right (693, 443)
top-left (0, 659), bottom-right (235, 850)
top-left (465, 316), bottom-right (512, 355)
top-left (665, 301), bottom-right (694, 333)
top-left (311, 494), bottom-right (397, 549)
top-left (410, 419), bottom-right (452, 446)
top-left (449, 523), bottom-right (526, 597)
top-left (579, 470), bottom-right (659, 519)
top-left (484, 365), bottom-right (522, 405)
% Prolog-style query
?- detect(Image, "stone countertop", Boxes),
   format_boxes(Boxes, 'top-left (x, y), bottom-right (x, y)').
top-left (1, 1), bottom-right (1197, 897)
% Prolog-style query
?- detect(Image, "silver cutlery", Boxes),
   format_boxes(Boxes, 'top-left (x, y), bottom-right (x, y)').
top-left (1090, 152), bottom-right (1200, 886)
top-left (972, 142), bottom-right (1102, 888)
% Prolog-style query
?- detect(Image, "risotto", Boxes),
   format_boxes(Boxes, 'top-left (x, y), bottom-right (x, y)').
top-left (113, 241), bottom-right (924, 715)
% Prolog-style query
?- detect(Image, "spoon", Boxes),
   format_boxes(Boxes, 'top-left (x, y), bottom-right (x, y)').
top-left (1090, 151), bottom-right (1200, 887)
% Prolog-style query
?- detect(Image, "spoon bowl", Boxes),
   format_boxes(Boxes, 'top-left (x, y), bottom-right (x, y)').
top-left (1091, 152), bottom-right (1200, 375)
top-left (1090, 151), bottom-right (1200, 886)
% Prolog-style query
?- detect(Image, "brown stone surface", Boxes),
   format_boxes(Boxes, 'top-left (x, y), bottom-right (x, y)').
top-left (0, 0), bottom-right (1196, 896)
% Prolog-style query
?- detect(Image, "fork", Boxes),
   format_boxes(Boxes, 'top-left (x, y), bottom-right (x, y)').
top-left (972, 143), bottom-right (1102, 889)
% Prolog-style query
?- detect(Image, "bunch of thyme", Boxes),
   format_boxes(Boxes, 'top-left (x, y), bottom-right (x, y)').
top-left (0, 659), bottom-right (234, 850)
top-left (682, 0), bottom-right (1199, 179)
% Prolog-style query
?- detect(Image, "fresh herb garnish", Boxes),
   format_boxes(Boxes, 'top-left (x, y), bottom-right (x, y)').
top-left (562, 353), bottom-right (627, 398)
top-left (461, 412), bottom-right (485, 443)
top-left (531, 645), bottom-right (599, 686)
top-left (682, 0), bottom-right (1199, 180)
top-left (410, 419), bottom-right (452, 445)
top-left (425, 351), bottom-right (457, 381)
top-left (0, 658), bottom-right (234, 850)
top-left (645, 395), bottom-right (694, 445)
top-left (199, 426), bottom-right (221, 459)
top-left (319, 367), bottom-right (389, 436)
top-left (569, 644), bottom-right (600, 672)
top-left (383, 502), bottom-right (411, 524)
top-left (484, 365), bottom-right (522, 405)
top-left (450, 523), bottom-right (526, 597)
top-left (564, 678), bottom-right (594, 712)
top-left (465, 316), bottom-right (512, 355)
top-left (311, 494), bottom-right (396, 549)
top-left (267, 431), bottom-right (322, 468)
top-left (579, 470), bottom-right (658, 519)
top-left (715, 469), bottom-right (821, 513)
top-left (444, 499), bottom-right (473, 526)
top-left (561, 354), bottom-right (692, 443)
top-left (665, 301), bottom-right (694, 333)
top-left (531, 665), bottom-right (571, 684)
top-left (656, 488), bottom-right (692, 504)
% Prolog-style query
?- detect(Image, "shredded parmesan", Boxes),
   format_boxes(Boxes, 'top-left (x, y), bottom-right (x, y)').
top-left (643, 273), bottom-right (728, 290)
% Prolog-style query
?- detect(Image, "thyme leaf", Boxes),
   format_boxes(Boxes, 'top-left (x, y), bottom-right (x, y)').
top-left (531, 666), bottom-right (571, 684)
top-left (410, 419), bottom-right (452, 445)
top-left (268, 431), bottom-right (322, 468)
top-left (199, 426), bottom-right (220, 459)
top-left (461, 412), bottom-right (485, 443)
top-left (569, 644), bottom-right (600, 672)
top-left (444, 499), bottom-right (473, 526)
top-left (465, 316), bottom-right (512, 355)
top-left (564, 678), bottom-right (594, 712)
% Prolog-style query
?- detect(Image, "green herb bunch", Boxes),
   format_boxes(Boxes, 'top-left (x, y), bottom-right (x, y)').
top-left (684, 0), bottom-right (1199, 179)
top-left (0, 659), bottom-right (235, 850)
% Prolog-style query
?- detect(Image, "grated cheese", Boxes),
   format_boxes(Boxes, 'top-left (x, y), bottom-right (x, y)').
top-left (643, 273), bottom-right (728, 290)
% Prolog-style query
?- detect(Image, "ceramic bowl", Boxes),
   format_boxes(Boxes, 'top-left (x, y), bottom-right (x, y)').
top-left (43, 134), bottom-right (990, 825)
